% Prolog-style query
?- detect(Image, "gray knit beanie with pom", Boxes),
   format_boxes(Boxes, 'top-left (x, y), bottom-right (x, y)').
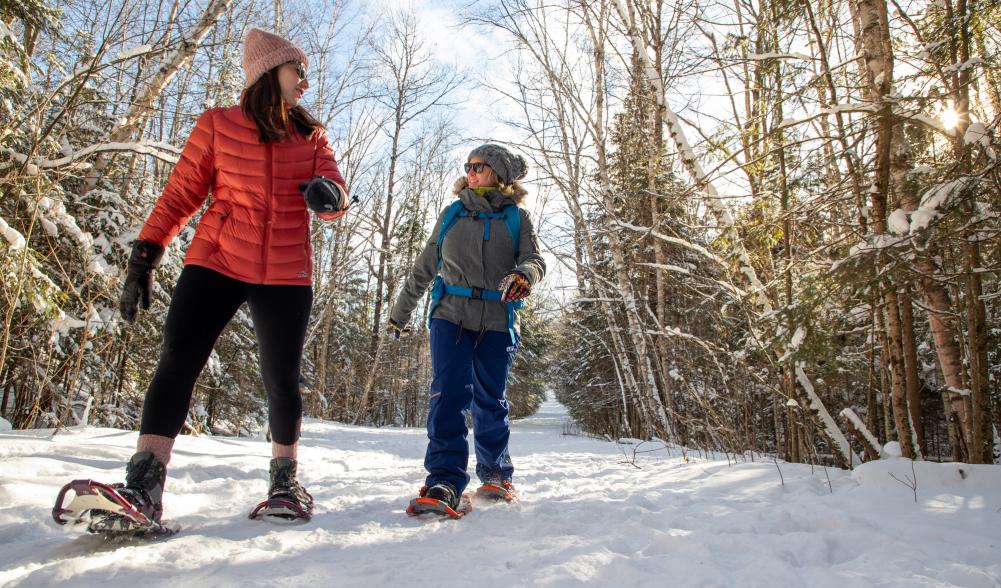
top-left (468, 143), bottom-right (528, 184)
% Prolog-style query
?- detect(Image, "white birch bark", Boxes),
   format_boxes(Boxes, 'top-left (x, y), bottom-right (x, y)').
top-left (582, 0), bottom-right (673, 439)
top-left (854, 0), bottom-right (920, 459)
top-left (81, 0), bottom-right (235, 195)
top-left (611, 0), bottom-right (857, 465)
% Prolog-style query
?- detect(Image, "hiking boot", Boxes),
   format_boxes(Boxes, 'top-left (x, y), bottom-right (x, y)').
top-left (476, 478), bottom-right (516, 502)
top-left (406, 483), bottom-right (471, 518)
top-left (268, 457), bottom-right (314, 513)
top-left (424, 483), bottom-right (459, 510)
top-left (115, 451), bottom-right (166, 523)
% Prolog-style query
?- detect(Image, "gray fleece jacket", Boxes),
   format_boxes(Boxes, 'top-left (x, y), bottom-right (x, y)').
top-left (390, 186), bottom-right (546, 336)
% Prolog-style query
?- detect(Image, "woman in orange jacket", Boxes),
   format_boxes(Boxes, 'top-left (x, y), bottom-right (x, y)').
top-left (108, 29), bottom-right (348, 526)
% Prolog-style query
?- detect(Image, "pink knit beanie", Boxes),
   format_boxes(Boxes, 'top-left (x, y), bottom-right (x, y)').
top-left (243, 28), bottom-right (308, 88)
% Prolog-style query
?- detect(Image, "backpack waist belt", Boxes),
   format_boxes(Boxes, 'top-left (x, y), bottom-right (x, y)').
top-left (429, 276), bottom-right (522, 343)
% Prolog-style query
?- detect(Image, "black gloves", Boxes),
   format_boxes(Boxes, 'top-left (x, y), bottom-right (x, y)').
top-left (387, 318), bottom-right (412, 340)
top-left (119, 240), bottom-right (164, 323)
top-left (298, 176), bottom-right (347, 213)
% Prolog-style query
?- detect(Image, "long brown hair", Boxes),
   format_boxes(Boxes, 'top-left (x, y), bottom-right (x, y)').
top-left (240, 66), bottom-right (323, 143)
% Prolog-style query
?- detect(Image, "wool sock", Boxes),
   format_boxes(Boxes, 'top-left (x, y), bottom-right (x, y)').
top-left (136, 434), bottom-right (175, 465)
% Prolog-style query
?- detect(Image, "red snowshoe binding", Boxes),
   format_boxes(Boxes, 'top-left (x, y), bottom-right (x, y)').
top-left (475, 479), bottom-right (517, 502)
top-left (406, 484), bottom-right (472, 519)
top-left (249, 457), bottom-right (314, 522)
top-left (53, 452), bottom-right (174, 537)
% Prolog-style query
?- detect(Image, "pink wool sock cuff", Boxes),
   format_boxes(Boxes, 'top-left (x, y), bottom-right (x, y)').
top-left (272, 442), bottom-right (297, 460)
top-left (137, 434), bottom-right (175, 465)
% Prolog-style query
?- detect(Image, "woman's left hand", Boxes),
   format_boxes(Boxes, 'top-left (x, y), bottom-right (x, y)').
top-left (299, 176), bottom-right (348, 213)
top-left (499, 272), bottom-right (531, 302)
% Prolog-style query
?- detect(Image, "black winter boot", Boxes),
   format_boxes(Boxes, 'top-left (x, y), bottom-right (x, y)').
top-left (424, 483), bottom-right (459, 509)
top-left (116, 451), bottom-right (166, 523)
top-left (476, 478), bottom-right (517, 502)
top-left (268, 457), bottom-right (314, 513)
top-left (406, 482), bottom-right (471, 518)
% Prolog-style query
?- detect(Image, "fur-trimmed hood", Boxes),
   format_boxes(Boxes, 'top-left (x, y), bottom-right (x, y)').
top-left (452, 177), bottom-right (527, 205)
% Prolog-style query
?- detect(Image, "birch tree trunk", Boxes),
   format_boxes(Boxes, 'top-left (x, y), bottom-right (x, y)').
top-left (583, 0), bottom-right (672, 438)
top-left (613, 0), bottom-right (858, 465)
top-left (890, 123), bottom-right (967, 457)
top-left (946, 0), bottom-right (994, 464)
top-left (638, 3), bottom-right (676, 434)
top-left (853, 0), bottom-right (916, 459)
top-left (899, 288), bottom-right (924, 451)
top-left (80, 0), bottom-right (234, 196)
top-left (767, 0), bottom-right (800, 460)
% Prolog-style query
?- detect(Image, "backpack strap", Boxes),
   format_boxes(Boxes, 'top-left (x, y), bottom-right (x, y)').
top-left (501, 204), bottom-right (521, 259)
top-left (427, 200), bottom-right (525, 342)
top-left (429, 201), bottom-right (467, 327)
top-left (435, 201), bottom-right (467, 272)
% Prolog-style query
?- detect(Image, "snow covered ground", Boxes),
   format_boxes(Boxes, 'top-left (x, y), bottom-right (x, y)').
top-left (1, 398), bottom-right (999, 587)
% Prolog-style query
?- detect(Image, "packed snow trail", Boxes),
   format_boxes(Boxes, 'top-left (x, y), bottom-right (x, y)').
top-left (1, 398), bottom-right (999, 587)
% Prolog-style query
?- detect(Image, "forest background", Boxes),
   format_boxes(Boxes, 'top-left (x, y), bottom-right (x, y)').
top-left (1, 0), bottom-right (998, 467)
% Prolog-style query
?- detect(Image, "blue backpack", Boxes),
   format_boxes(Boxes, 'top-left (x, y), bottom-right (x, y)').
top-left (428, 200), bottom-right (523, 342)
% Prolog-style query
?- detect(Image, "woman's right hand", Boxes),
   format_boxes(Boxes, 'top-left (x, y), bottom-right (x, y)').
top-left (119, 240), bottom-right (164, 323)
top-left (387, 318), bottom-right (412, 340)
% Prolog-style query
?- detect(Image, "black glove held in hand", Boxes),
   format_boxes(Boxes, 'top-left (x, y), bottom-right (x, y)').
top-left (119, 240), bottom-right (164, 323)
top-left (298, 176), bottom-right (346, 213)
top-left (387, 318), bottom-right (412, 340)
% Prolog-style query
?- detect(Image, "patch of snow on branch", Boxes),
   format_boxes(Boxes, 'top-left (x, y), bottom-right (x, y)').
top-left (744, 52), bottom-right (813, 61)
top-left (909, 178), bottom-right (979, 233)
top-left (1, 216), bottom-right (26, 249)
top-left (943, 57), bottom-right (984, 74)
top-left (116, 45), bottom-right (152, 61)
top-left (613, 220), bottom-right (724, 265)
top-left (888, 209), bottom-right (910, 235)
top-left (790, 326), bottom-right (806, 350)
top-left (638, 262), bottom-right (692, 275)
top-left (778, 326), bottom-right (807, 362)
top-left (796, 364), bottom-right (861, 467)
top-left (963, 122), bottom-right (994, 160)
top-left (39, 141), bottom-right (181, 168)
top-left (963, 122), bottom-right (989, 147)
top-left (840, 408), bottom-right (884, 457)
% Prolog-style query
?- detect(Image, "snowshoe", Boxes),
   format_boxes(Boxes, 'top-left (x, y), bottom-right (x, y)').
top-left (475, 479), bottom-right (517, 502)
top-left (249, 457), bottom-right (314, 522)
top-left (53, 452), bottom-right (172, 538)
top-left (406, 484), bottom-right (472, 519)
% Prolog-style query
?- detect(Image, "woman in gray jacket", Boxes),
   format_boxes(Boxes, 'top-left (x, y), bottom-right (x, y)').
top-left (389, 144), bottom-right (546, 517)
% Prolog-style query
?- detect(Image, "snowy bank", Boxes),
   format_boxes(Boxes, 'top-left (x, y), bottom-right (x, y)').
top-left (0, 399), bottom-right (998, 587)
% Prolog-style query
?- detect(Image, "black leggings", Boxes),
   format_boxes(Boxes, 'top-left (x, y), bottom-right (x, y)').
top-left (139, 265), bottom-right (312, 445)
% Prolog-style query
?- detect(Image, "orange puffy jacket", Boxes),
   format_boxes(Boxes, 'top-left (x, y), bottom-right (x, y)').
top-left (138, 106), bottom-right (347, 285)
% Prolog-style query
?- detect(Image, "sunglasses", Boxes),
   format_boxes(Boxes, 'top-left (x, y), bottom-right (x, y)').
top-left (464, 162), bottom-right (490, 173)
top-left (288, 62), bottom-right (307, 83)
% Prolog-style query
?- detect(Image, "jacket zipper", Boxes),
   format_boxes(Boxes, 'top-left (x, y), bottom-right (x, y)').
top-left (262, 141), bottom-right (274, 282)
top-left (479, 215), bottom-right (489, 333)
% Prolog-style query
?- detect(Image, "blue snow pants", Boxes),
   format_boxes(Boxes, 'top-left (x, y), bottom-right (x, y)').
top-left (425, 318), bottom-right (519, 495)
